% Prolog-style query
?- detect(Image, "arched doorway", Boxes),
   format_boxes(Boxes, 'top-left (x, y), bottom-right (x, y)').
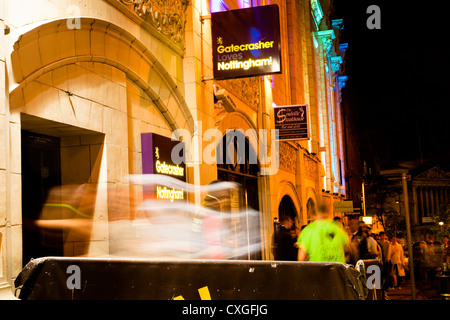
top-left (216, 130), bottom-right (261, 260)
top-left (9, 18), bottom-right (195, 263)
top-left (278, 195), bottom-right (297, 223)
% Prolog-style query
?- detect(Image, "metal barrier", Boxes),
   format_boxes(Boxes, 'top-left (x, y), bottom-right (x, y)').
top-left (14, 257), bottom-right (367, 300)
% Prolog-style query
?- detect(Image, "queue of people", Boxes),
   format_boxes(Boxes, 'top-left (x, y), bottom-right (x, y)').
top-left (271, 205), bottom-right (418, 291)
top-left (416, 234), bottom-right (450, 287)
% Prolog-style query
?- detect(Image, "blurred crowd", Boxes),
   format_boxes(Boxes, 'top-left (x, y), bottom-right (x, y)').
top-left (33, 175), bottom-right (264, 261)
top-left (415, 234), bottom-right (449, 287)
top-left (272, 204), bottom-right (450, 291)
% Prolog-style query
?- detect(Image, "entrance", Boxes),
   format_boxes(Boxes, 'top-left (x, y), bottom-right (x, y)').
top-left (21, 130), bottom-right (62, 266)
top-left (216, 132), bottom-right (261, 260)
top-left (278, 195), bottom-right (297, 223)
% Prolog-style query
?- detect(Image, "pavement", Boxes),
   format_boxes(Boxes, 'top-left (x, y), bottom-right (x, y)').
top-left (386, 278), bottom-right (441, 300)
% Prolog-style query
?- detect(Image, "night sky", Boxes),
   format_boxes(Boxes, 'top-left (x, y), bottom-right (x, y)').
top-left (333, 0), bottom-right (450, 171)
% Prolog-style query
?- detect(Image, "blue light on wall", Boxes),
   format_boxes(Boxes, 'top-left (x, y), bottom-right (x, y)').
top-left (210, 0), bottom-right (228, 13)
top-left (211, 0), bottom-right (261, 12)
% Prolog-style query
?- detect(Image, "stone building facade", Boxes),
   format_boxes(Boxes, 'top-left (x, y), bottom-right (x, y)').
top-left (0, 0), bottom-right (351, 296)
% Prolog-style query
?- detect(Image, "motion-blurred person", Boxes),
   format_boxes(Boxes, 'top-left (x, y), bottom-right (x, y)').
top-left (419, 235), bottom-right (428, 284)
top-left (272, 216), bottom-right (296, 261)
top-left (348, 219), bottom-right (369, 264)
top-left (332, 216), bottom-right (345, 230)
top-left (291, 227), bottom-right (300, 259)
top-left (297, 204), bottom-right (350, 263)
top-left (443, 235), bottom-right (450, 265)
top-left (198, 181), bottom-right (225, 260)
top-left (378, 232), bottom-right (392, 289)
top-left (388, 236), bottom-right (405, 290)
top-left (364, 224), bottom-right (380, 259)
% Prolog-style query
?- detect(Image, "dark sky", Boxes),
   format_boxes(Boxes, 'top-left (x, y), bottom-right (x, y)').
top-left (333, 0), bottom-right (450, 170)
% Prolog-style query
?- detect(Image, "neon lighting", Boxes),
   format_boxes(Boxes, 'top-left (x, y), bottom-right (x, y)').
top-left (217, 57), bottom-right (273, 71)
top-left (210, 0), bottom-right (228, 13)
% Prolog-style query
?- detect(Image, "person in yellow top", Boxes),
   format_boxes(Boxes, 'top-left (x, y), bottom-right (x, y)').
top-left (297, 204), bottom-right (351, 263)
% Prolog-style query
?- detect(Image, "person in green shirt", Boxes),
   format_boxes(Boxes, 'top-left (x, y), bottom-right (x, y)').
top-left (297, 203), bottom-right (350, 263)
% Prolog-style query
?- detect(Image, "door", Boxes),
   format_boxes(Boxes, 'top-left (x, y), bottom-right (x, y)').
top-left (217, 132), bottom-right (261, 260)
top-left (21, 130), bottom-right (62, 266)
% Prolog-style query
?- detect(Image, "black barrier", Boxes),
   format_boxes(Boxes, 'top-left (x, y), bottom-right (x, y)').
top-left (356, 259), bottom-right (383, 300)
top-left (14, 257), bottom-right (367, 300)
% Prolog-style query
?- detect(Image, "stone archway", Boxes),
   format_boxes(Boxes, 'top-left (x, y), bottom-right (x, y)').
top-left (277, 181), bottom-right (302, 226)
top-left (278, 195), bottom-right (297, 221)
top-left (6, 17), bottom-right (196, 261)
top-left (8, 17), bottom-right (194, 136)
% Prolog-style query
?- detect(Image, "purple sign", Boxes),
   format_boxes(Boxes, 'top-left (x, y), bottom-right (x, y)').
top-left (211, 4), bottom-right (282, 80)
top-left (141, 133), bottom-right (186, 201)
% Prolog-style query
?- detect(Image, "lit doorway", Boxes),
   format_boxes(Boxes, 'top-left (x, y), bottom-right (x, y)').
top-left (216, 131), bottom-right (261, 260)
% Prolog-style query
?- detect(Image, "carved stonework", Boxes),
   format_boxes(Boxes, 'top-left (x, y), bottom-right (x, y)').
top-left (415, 167), bottom-right (450, 181)
top-left (280, 142), bottom-right (297, 174)
top-left (317, 30), bottom-right (335, 54)
top-left (217, 77), bottom-right (261, 109)
top-left (330, 56), bottom-right (343, 73)
top-left (338, 75), bottom-right (347, 88)
top-left (303, 154), bottom-right (318, 182)
top-left (118, 0), bottom-right (188, 50)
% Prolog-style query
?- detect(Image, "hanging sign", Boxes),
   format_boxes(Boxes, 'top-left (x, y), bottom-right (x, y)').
top-left (141, 133), bottom-right (186, 201)
top-left (211, 4), bottom-right (282, 80)
top-left (274, 104), bottom-right (310, 141)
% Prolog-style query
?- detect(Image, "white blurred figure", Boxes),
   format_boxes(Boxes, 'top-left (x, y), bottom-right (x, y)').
top-left (35, 175), bottom-right (263, 260)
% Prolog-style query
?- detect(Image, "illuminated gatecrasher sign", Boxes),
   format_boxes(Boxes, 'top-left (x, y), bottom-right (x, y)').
top-left (211, 4), bottom-right (282, 80)
top-left (141, 133), bottom-right (186, 201)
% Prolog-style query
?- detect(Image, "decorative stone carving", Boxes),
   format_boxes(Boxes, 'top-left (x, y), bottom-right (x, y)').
top-left (415, 167), bottom-right (450, 181)
top-left (118, 0), bottom-right (188, 48)
top-left (280, 142), bottom-right (297, 174)
top-left (330, 56), bottom-right (343, 73)
top-left (217, 77), bottom-right (261, 109)
top-left (338, 75), bottom-right (347, 89)
top-left (303, 154), bottom-right (319, 182)
top-left (317, 30), bottom-right (335, 54)
top-left (332, 19), bottom-right (344, 30)
top-left (310, 0), bottom-right (324, 27)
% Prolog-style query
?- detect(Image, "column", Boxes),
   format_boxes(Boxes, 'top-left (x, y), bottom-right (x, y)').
top-left (435, 187), bottom-right (440, 214)
top-left (419, 187), bottom-right (424, 223)
top-left (430, 188), bottom-right (435, 215)
top-left (412, 186), bottom-right (418, 225)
